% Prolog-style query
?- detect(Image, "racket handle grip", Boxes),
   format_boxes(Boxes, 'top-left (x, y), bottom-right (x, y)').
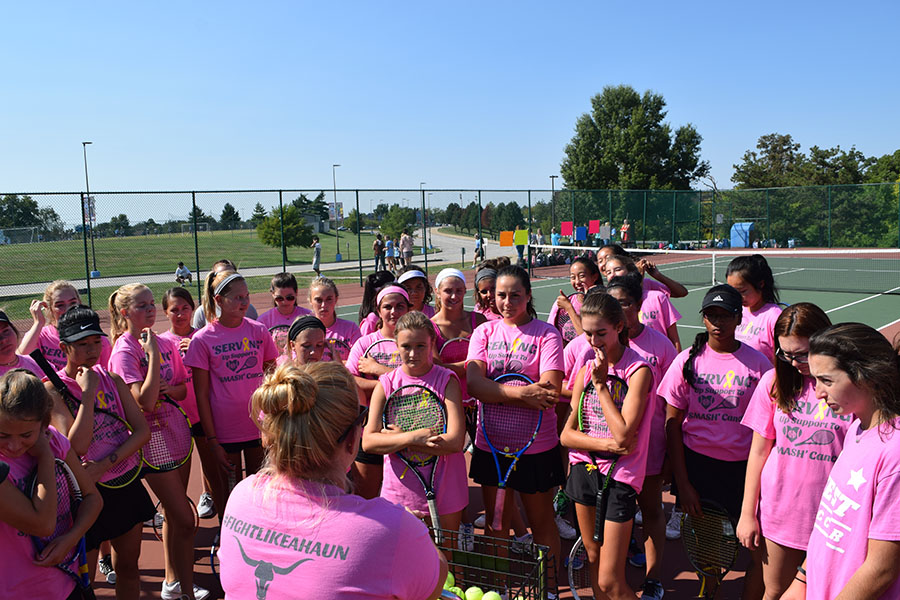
top-left (427, 498), bottom-right (442, 545)
top-left (593, 488), bottom-right (606, 544)
top-left (491, 487), bottom-right (506, 532)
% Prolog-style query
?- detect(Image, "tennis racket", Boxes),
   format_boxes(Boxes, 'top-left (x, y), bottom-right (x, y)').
top-left (554, 292), bottom-right (584, 346)
top-left (142, 396), bottom-right (193, 472)
top-left (439, 336), bottom-right (470, 365)
top-left (480, 373), bottom-right (542, 532)
top-left (681, 499), bottom-right (739, 599)
top-left (364, 338), bottom-right (402, 373)
top-left (383, 383), bottom-right (447, 543)
top-left (30, 349), bottom-right (80, 417)
top-left (578, 374), bottom-right (629, 544)
top-left (22, 458), bottom-right (95, 597)
top-left (324, 337), bottom-right (352, 362)
top-left (567, 537), bottom-right (589, 600)
top-left (269, 325), bottom-right (291, 355)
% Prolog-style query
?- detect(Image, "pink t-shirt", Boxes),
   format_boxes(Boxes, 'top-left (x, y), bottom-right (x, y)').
top-left (108, 331), bottom-right (187, 399)
top-left (0, 354), bottom-right (42, 377)
top-left (547, 293), bottom-right (584, 345)
top-left (564, 335), bottom-right (595, 395)
top-left (466, 318), bottom-right (565, 455)
top-left (377, 366), bottom-right (468, 515)
top-left (419, 304), bottom-right (435, 318)
top-left (258, 305), bottom-right (313, 329)
top-left (158, 329), bottom-right (199, 424)
top-left (806, 418), bottom-right (900, 600)
top-left (741, 370), bottom-right (851, 550)
top-left (359, 312), bottom-right (380, 337)
top-left (183, 318), bottom-right (279, 444)
top-left (38, 325), bottom-right (112, 371)
top-left (346, 331), bottom-right (396, 381)
top-left (638, 290), bottom-right (681, 339)
top-left (219, 475), bottom-right (442, 600)
top-left (630, 326), bottom-right (678, 477)
top-left (475, 306), bottom-right (501, 321)
top-left (0, 427), bottom-right (75, 599)
top-left (642, 277), bottom-right (670, 297)
top-left (432, 313), bottom-right (478, 404)
top-left (736, 303), bottom-right (782, 364)
top-left (567, 348), bottom-right (655, 493)
top-left (658, 343), bottom-right (772, 462)
top-left (326, 318), bottom-right (362, 362)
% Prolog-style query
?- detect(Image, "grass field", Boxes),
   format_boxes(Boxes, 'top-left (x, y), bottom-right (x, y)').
top-left (0, 228), bottom-right (380, 286)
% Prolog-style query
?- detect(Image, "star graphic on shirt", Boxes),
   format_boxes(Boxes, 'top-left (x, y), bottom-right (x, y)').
top-left (847, 468), bottom-right (866, 492)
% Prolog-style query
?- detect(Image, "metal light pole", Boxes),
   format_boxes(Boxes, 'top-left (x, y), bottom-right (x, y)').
top-left (550, 175), bottom-right (558, 233)
top-left (82, 141), bottom-right (99, 276)
top-left (427, 192), bottom-right (433, 250)
top-left (332, 164), bottom-right (341, 261)
top-left (419, 182), bottom-right (427, 258)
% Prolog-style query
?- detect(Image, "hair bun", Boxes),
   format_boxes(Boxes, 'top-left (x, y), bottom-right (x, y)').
top-left (260, 364), bottom-right (320, 417)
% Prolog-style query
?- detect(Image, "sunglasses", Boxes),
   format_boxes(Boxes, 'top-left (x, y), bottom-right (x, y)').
top-left (337, 406), bottom-right (369, 444)
top-left (274, 295), bottom-right (296, 302)
top-left (776, 348), bottom-right (809, 364)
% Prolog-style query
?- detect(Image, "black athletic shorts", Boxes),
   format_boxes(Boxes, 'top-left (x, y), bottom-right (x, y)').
top-left (565, 462), bottom-right (638, 523)
top-left (470, 445), bottom-right (566, 494)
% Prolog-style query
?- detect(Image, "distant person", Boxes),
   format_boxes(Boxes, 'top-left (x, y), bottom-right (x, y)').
top-left (373, 234), bottom-right (385, 271)
top-left (310, 236), bottom-right (322, 276)
top-left (515, 224), bottom-right (525, 263)
top-left (473, 234), bottom-right (484, 266)
top-left (621, 218), bottom-right (632, 248)
top-left (175, 262), bottom-right (193, 286)
top-left (551, 227), bottom-right (561, 247)
top-left (385, 236), bottom-right (397, 273)
top-left (536, 228), bottom-right (545, 245)
top-left (400, 229), bottom-right (413, 267)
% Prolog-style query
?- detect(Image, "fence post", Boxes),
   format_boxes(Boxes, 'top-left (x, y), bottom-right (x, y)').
top-left (671, 191), bottom-right (677, 245)
top-left (527, 190), bottom-right (533, 277)
top-left (766, 189), bottom-right (771, 242)
top-left (356, 190), bottom-right (363, 286)
top-left (421, 189), bottom-right (428, 274)
top-left (477, 191), bottom-right (483, 256)
top-left (278, 191), bottom-right (286, 272)
top-left (711, 190), bottom-right (716, 244)
top-left (697, 193), bottom-right (702, 243)
top-left (192, 192), bottom-right (201, 300)
top-left (571, 189), bottom-right (575, 228)
top-left (827, 185), bottom-right (832, 248)
top-left (642, 191), bottom-right (647, 247)
top-left (79, 193), bottom-right (92, 307)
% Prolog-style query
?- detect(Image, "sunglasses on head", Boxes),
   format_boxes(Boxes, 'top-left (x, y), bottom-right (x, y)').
top-left (337, 406), bottom-right (369, 443)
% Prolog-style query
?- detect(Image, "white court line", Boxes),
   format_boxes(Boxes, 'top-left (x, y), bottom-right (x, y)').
top-left (680, 324), bottom-right (706, 330)
top-left (878, 316), bottom-right (900, 333)
top-left (825, 286), bottom-right (900, 314)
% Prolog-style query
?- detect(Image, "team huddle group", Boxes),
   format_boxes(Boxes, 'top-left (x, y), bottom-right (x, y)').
top-left (1, 245), bottom-right (900, 600)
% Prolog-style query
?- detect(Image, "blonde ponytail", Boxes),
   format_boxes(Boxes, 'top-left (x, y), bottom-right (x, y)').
top-left (108, 283), bottom-right (150, 342)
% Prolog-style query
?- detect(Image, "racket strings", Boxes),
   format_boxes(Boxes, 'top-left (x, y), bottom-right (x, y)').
top-left (386, 389), bottom-right (446, 466)
top-left (439, 339), bottom-right (469, 364)
top-left (144, 402), bottom-right (193, 469)
top-left (682, 512), bottom-right (739, 573)
top-left (482, 377), bottom-right (540, 453)
top-left (367, 340), bottom-right (401, 369)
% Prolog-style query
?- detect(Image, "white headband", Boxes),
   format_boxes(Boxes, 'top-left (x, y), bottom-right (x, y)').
top-left (397, 270), bottom-right (426, 285)
top-left (435, 268), bottom-right (466, 289)
top-left (214, 272), bottom-right (244, 296)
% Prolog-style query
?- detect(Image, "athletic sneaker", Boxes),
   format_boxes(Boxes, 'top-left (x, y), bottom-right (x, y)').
top-left (665, 509), bottom-right (683, 540)
top-left (553, 489), bottom-right (570, 516)
top-left (627, 536), bottom-right (646, 568)
top-left (161, 581), bottom-right (210, 600)
top-left (642, 578), bottom-right (665, 600)
top-left (634, 509), bottom-right (643, 526)
top-left (563, 553), bottom-right (584, 571)
top-left (555, 514), bottom-right (578, 540)
top-left (98, 554), bottom-right (116, 585)
top-left (474, 513), bottom-right (486, 529)
top-left (510, 533), bottom-right (533, 554)
top-left (457, 522), bottom-right (475, 552)
top-left (197, 492), bottom-right (216, 519)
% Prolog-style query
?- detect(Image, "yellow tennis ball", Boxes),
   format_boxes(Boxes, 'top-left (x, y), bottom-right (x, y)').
top-left (482, 592), bottom-right (502, 600)
top-left (448, 587), bottom-right (465, 599)
top-left (465, 587), bottom-right (484, 600)
top-left (444, 573), bottom-right (455, 589)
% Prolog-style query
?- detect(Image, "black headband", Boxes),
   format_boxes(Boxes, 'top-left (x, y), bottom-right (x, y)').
top-left (288, 315), bottom-right (326, 341)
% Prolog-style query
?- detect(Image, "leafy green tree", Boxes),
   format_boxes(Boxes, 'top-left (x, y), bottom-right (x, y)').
top-left (494, 202), bottom-right (525, 232)
top-left (250, 202), bottom-right (267, 227)
top-left (462, 201), bottom-right (480, 234)
top-left (292, 192), bottom-right (330, 221)
top-left (36, 206), bottom-right (66, 240)
top-left (866, 150), bottom-right (900, 183)
top-left (373, 203), bottom-right (390, 222)
top-left (257, 205), bottom-right (313, 264)
top-left (481, 202), bottom-right (495, 234)
top-left (380, 205), bottom-right (417, 240)
top-left (220, 203), bottom-right (241, 230)
top-left (0, 195), bottom-right (41, 228)
top-left (345, 208), bottom-right (364, 234)
top-left (561, 85), bottom-right (709, 190)
top-left (108, 214), bottom-right (131, 236)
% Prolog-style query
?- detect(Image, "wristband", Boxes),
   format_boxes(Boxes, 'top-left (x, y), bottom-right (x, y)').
top-left (797, 566), bottom-right (807, 576)
top-left (794, 576), bottom-right (806, 585)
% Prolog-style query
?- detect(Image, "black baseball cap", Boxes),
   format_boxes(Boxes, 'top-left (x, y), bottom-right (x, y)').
top-left (0, 310), bottom-right (10, 325)
top-left (700, 284), bottom-right (742, 314)
top-left (58, 306), bottom-right (107, 343)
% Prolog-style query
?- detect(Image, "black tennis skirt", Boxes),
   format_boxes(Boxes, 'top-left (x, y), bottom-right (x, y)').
top-left (470, 445), bottom-right (566, 494)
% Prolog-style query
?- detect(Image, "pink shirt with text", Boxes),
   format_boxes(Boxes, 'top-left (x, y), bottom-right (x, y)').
top-left (326, 318), bottom-right (362, 362)
top-left (184, 318), bottom-right (279, 443)
top-left (38, 325), bottom-right (111, 371)
top-left (567, 348), bottom-right (655, 493)
top-left (377, 366), bottom-right (468, 515)
top-left (466, 318), bottom-right (565, 455)
top-left (158, 329), bottom-right (199, 424)
top-left (564, 334), bottom-right (594, 395)
top-left (0, 427), bottom-right (75, 599)
top-left (220, 475), bottom-right (442, 600)
top-left (0, 354), bottom-right (42, 377)
top-left (736, 303), bottom-right (781, 364)
top-left (258, 305), bottom-right (313, 329)
top-left (638, 290), bottom-right (681, 339)
top-left (741, 370), bottom-right (851, 550)
top-left (630, 326), bottom-right (678, 476)
top-left (806, 418), bottom-right (900, 600)
top-left (658, 343), bottom-right (771, 461)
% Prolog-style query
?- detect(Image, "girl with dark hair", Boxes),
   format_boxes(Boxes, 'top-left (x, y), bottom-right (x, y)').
top-left (658, 284), bottom-right (772, 598)
top-left (597, 244), bottom-right (688, 298)
top-left (358, 271), bottom-right (396, 336)
top-left (258, 272), bottom-right (312, 330)
top-left (782, 323), bottom-right (900, 600)
top-left (398, 267), bottom-right (435, 318)
top-left (547, 257), bottom-right (603, 342)
top-left (466, 264), bottom-right (564, 588)
top-left (560, 292), bottom-right (654, 600)
top-left (606, 273), bottom-right (677, 597)
top-left (0, 310), bottom-right (41, 377)
top-left (726, 254), bottom-right (782, 364)
top-left (473, 266), bottom-right (501, 321)
top-left (737, 303), bottom-right (850, 599)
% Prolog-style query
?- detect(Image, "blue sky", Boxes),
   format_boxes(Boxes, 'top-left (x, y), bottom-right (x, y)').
top-left (3, 0), bottom-right (898, 207)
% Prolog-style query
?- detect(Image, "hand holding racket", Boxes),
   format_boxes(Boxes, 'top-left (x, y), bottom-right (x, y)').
top-left (324, 337), bottom-right (352, 363)
top-left (361, 338), bottom-right (402, 377)
top-left (554, 291), bottom-right (584, 346)
top-left (383, 383), bottom-right (447, 543)
top-left (142, 395), bottom-right (193, 472)
top-left (269, 325), bottom-right (291, 355)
